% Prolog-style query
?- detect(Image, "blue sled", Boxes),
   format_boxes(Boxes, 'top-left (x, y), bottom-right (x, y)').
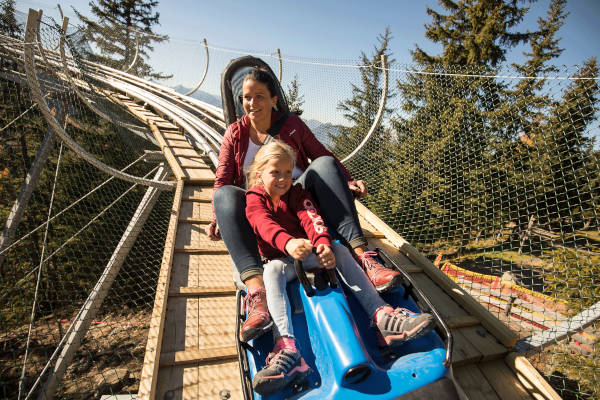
top-left (235, 248), bottom-right (458, 399)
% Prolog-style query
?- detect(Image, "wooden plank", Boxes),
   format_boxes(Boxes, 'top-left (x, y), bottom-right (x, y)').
top-left (362, 228), bottom-right (385, 238)
top-left (169, 286), bottom-right (236, 297)
top-left (155, 361), bottom-right (242, 400)
top-left (366, 237), bottom-right (423, 273)
top-left (154, 120), bottom-right (179, 130)
top-left (181, 197), bottom-right (212, 203)
top-left (354, 200), bottom-right (519, 347)
top-left (159, 346), bottom-right (238, 367)
top-left (164, 138), bottom-right (193, 149)
top-left (182, 186), bottom-right (213, 202)
top-left (451, 328), bottom-right (484, 366)
top-left (446, 315), bottom-right (481, 329)
top-left (170, 253), bottom-right (234, 293)
top-left (138, 180), bottom-right (184, 400)
top-left (173, 147), bottom-right (203, 158)
top-left (180, 201), bottom-right (213, 221)
top-left (454, 364), bottom-right (501, 400)
top-left (459, 325), bottom-right (508, 361)
top-left (186, 297), bottom-right (200, 350)
top-left (156, 365), bottom-right (186, 400)
top-left (149, 122), bottom-right (186, 180)
top-left (178, 157), bottom-right (211, 169)
top-left (161, 132), bottom-right (185, 140)
top-left (159, 297), bottom-right (196, 354)
top-left (178, 217), bottom-right (212, 224)
top-left (504, 353), bottom-right (562, 400)
top-left (153, 295), bottom-right (237, 356)
top-left (175, 223), bottom-right (227, 252)
top-left (170, 253), bottom-right (196, 289)
top-left (480, 360), bottom-right (532, 400)
top-left (411, 273), bottom-right (471, 320)
top-left (183, 168), bottom-right (215, 183)
top-left (174, 248), bottom-right (229, 255)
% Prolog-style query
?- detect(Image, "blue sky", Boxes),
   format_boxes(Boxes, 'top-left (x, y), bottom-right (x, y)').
top-left (15, 0), bottom-right (600, 123)
top-left (17, 0), bottom-right (599, 65)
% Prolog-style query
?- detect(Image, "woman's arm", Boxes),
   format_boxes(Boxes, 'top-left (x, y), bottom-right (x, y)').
top-left (214, 126), bottom-right (237, 190)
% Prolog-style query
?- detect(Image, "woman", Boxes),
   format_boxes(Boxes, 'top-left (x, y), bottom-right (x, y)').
top-left (207, 68), bottom-right (401, 342)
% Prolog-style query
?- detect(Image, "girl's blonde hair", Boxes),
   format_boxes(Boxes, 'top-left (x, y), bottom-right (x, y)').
top-left (245, 140), bottom-right (296, 189)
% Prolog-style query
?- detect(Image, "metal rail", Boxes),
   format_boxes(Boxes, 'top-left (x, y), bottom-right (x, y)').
top-left (24, 9), bottom-right (176, 190)
top-left (184, 38), bottom-right (210, 96)
top-left (341, 54), bottom-right (389, 163)
top-left (123, 31), bottom-right (140, 72)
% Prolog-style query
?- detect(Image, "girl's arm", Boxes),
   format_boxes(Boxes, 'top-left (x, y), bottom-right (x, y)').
top-left (291, 185), bottom-right (332, 249)
top-left (245, 191), bottom-right (295, 254)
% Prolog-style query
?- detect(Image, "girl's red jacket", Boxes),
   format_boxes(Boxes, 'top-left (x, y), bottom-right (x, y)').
top-left (245, 183), bottom-right (332, 260)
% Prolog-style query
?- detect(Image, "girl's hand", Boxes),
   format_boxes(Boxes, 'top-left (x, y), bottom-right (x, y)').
top-left (205, 221), bottom-right (221, 241)
top-left (348, 180), bottom-right (367, 198)
top-left (316, 244), bottom-right (336, 269)
top-left (285, 238), bottom-right (313, 260)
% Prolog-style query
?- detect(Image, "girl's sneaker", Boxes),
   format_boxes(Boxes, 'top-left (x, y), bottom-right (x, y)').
top-left (375, 307), bottom-right (434, 346)
top-left (252, 348), bottom-right (312, 396)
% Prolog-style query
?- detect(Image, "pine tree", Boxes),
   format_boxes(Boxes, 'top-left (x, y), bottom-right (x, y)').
top-left (388, 0), bottom-right (534, 248)
top-left (330, 27), bottom-right (395, 212)
top-left (286, 74), bottom-right (305, 115)
top-left (494, 0), bottom-right (569, 236)
top-left (0, 0), bottom-right (21, 38)
top-left (415, 0), bottom-right (531, 67)
top-left (73, 0), bottom-right (171, 80)
top-left (538, 58), bottom-right (599, 229)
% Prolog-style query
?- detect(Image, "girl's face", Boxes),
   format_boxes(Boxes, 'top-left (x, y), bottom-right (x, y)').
top-left (258, 156), bottom-right (293, 200)
top-left (242, 79), bottom-right (277, 124)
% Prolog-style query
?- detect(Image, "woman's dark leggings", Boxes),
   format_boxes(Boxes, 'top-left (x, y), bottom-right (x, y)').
top-left (213, 156), bottom-right (368, 282)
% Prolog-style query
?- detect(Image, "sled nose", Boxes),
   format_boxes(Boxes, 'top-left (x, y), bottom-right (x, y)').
top-left (342, 363), bottom-right (371, 385)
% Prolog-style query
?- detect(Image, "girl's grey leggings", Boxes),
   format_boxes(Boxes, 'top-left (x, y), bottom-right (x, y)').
top-left (262, 242), bottom-right (386, 339)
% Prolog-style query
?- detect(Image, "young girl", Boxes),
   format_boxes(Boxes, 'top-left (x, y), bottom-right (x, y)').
top-left (245, 141), bottom-right (434, 396)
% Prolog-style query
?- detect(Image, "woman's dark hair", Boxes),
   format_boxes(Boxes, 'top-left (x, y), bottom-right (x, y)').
top-left (243, 68), bottom-right (278, 98)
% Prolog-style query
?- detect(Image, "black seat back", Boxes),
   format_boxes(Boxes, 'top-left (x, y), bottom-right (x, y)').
top-left (220, 56), bottom-right (289, 127)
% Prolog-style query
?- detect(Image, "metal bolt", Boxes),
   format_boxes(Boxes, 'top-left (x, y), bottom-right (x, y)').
top-left (164, 391), bottom-right (174, 400)
top-left (219, 389), bottom-right (231, 399)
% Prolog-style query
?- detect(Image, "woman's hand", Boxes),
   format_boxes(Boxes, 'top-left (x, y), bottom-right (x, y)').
top-left (316, 244), bottom-right (336, 269)
top-left (348, 180), bottom-right (367, 198)
top-left (205, 221), bottom-right (221, 241)
top-left (285, 238), bottom-right (313, 260)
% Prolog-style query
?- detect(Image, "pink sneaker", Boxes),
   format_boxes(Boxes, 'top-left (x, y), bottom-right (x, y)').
top-left (374, 306), bottom-right (434, 346)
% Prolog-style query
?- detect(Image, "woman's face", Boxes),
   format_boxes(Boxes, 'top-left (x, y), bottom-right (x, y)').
top-left (242, 79), bottom-right (278, 124)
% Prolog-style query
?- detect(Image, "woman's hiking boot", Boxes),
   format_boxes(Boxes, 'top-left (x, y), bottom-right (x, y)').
top-left (359, 251), bottom-right (402, 292)
top-left (241, 288), bottom-right (273, 342)
top-left (374, 306), bottom-right (434, 347)
top-left (252, 348), bottom-right (312, 396)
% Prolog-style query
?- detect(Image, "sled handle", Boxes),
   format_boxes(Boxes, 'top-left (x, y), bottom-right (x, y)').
top-left (294, 248), bottom-right (338, 296)
top-left (294, 259), bottom-right (315, 297)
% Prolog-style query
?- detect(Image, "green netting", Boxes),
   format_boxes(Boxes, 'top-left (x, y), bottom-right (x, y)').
top-left (1, 6), bottom-right (598, 400)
